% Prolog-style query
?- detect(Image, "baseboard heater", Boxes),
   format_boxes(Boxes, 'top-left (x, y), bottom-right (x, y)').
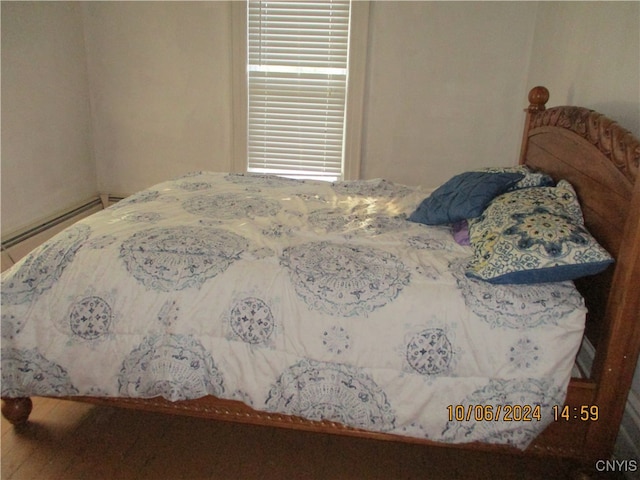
top-left (1, 197), bottom-right (102, 250)
top-left (105, 194), bottom-right (127, 203)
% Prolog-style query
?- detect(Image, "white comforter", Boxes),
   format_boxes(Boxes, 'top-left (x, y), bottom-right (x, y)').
top-left (1, 172), bottom-right (586, 448)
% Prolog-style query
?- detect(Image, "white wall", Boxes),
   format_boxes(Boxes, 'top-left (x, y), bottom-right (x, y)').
top-left (1, 2), bottom-right (96, 235)
top-left (2, 1), bottom-right (639, 227)
top-left (82, 2), bottom-right (234, 196)
top-left (361, 1), bottom-right (538, 188)
top-left (527, 1), bottom-right (640, 137)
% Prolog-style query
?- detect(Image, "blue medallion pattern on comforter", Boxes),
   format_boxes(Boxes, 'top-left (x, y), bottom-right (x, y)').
top-left (1, 172), bottom-right (587, 449)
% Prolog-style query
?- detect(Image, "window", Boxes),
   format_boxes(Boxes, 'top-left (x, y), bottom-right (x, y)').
top-left (232, 1), bottom-right (368, 181)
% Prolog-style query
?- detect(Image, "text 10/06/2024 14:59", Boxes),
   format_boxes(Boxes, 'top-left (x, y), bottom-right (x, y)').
top-left (446, 404), bottom-right (600, 422)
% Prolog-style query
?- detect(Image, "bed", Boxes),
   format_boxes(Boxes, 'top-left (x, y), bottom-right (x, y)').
top-left (2, 86), bottom-right (639, 464)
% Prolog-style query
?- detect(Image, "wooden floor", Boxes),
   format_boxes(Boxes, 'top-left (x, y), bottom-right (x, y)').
top-left (1, 397), bottom-right (624, 480)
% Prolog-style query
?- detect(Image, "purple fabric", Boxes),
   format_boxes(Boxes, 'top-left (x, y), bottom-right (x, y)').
top-left (452, 220), bottom-right (470, 246)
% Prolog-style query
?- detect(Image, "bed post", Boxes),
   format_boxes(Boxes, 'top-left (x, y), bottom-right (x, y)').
top-left (2, 398), bottom-right (33, 425)
top-left (518, 86), bottom-right (549, 165)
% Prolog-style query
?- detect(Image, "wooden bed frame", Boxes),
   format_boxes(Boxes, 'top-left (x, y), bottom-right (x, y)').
top-left (3, 86), bottom-right (639, 464)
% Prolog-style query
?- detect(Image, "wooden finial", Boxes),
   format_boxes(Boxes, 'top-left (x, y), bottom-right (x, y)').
top-left (2, 398), bottom-right (32, 425)
top-left (527, 86), bottom-right (549, 112)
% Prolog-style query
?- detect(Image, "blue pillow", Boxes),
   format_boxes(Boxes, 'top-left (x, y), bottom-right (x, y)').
top-left (409, 171), bottom-right (523, 225)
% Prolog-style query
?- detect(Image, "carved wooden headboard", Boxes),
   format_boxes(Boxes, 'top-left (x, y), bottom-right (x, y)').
top-left (520, 87), bottom-right (638, 344)
top-left (519, 86), bottom-right (640, 455)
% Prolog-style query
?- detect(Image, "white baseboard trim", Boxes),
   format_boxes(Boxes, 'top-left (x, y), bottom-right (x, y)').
top-left (1, 197), bottom-right (102, 248)
top-left (1, 198), bottom-right (103, 270)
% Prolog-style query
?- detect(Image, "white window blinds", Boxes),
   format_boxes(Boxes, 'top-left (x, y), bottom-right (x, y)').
top-left (247, 0), bottom-right (351, 181)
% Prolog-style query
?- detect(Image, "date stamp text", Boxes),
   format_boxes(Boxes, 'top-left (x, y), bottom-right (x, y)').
top-left (446, 404), bottom-right (542, 422)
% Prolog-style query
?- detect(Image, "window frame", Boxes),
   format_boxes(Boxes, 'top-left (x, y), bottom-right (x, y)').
top-left (231, 0), bottom-right (369, 181)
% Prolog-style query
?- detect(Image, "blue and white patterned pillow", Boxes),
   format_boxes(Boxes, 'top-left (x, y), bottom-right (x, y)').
top-left (475, 165), bottom-right (555, 191)
top-left (466, 180), bottom-right (613, 284)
